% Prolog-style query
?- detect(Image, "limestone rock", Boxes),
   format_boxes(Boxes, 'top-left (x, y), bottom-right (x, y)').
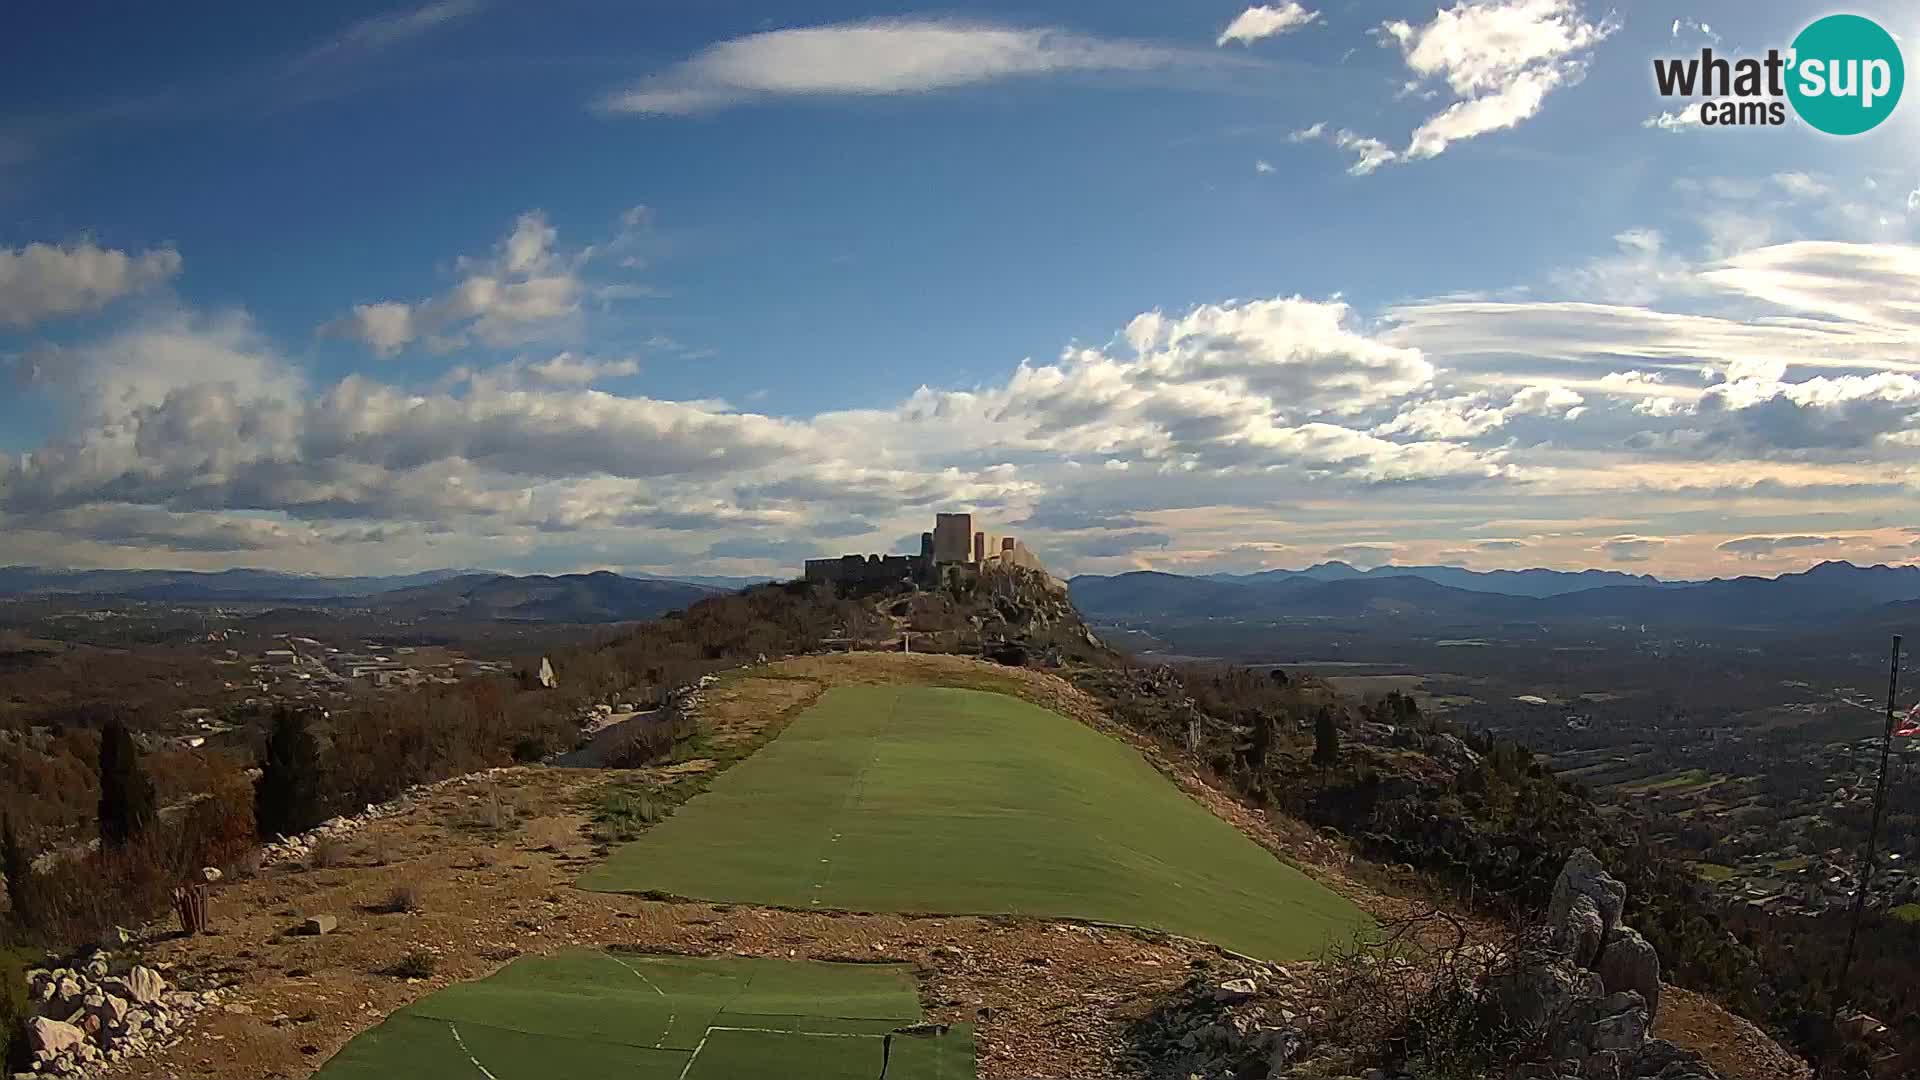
top-left (1549, 848), bottom-right (1625, 965)
top-left (124, 966), bottom-right (165, 1005)
top-left (27, 1016), bottom-right (86, 1056)
top-left (304, 913), bottom-right (339, 935)
top-left (1555, 892), bottom-right (1605, 969)
top-left (1213, 978), bottom-right (1258, 1004)
top-left (1595, 927), bottom-right (1661, 1020)
top-left (1494, 959), bottom-right (1601, 1032)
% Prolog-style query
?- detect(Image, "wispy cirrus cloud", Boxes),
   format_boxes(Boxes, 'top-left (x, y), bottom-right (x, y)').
top-left (597, 18), bottom-right (1195, 115)
top-left (289, 0), bottom-right (484, 71)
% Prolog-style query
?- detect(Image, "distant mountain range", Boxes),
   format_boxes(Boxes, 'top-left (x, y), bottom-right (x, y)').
top-left (368, 572), bottom-right (722, 622)
top-left (1070, 561), bottom-right (1920, 627)
top-left (0, 566), bottom-right (754, 622)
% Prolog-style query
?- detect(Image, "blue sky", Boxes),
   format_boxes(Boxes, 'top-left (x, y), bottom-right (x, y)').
top-left (3, 0), bottom-right (1919, 578)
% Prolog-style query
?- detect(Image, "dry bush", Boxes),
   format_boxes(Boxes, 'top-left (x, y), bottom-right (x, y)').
top-left (15, 782), bottom-right (253, 947)
top-left (381, 950), bottom-right (437, 979)
top-left (364, 832), bottom-right (395, 868)
top-left (1306, 910), bottom-right (1531, 1080)
top-left (308, 836), bottom-right (348, 870)
top-left (377, 882), bottom-right (424, 914)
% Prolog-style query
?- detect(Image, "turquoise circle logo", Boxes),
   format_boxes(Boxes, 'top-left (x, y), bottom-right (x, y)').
top-left (1787, 14), bottom-right (1904, 135)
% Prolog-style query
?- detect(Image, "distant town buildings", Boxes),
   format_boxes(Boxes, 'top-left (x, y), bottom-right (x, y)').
top-left (804, 512), bottom-right (1044, 586)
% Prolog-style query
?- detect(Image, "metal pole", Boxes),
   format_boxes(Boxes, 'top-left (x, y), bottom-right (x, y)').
top-left (1823, 634), bottom-right (1901, 1070)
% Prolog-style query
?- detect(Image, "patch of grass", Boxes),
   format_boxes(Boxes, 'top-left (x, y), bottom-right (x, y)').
top-left (581, 684), bottom-right (1370, 961)
top-left (1891, 903), bottom-right (1920, 923)
top-left (1691, 862), bottom-right (1736, 882)
top-left (381, 950), bottom-right (438, 979)
top-left (313, 951), bottom-right (968, 1079)
top-left (591, 784), bottom-right (670, 844)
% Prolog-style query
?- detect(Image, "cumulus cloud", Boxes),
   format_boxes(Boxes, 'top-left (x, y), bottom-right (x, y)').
top-left (598, 18), bottom-right (1190, 115)
top-left (12, 223), bottom-right (1920, 577)
top-left (0, 241), bottom-right (181, 327)
top-left (1217, 4), bottom-right (1320, 47)
top-left (321, 211), bottom-right (584, 354)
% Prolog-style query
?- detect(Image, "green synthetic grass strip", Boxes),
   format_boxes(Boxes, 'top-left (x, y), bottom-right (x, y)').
top-left (313, 1014), bottom-right (693, 1080)
top-left (886, 1024), bottom-right (978, 1080)
top-left (684, 1027), bottom-right (882, 1080)
top-left (313, 952), bottom-right (968, 1079)
top-left (582, 685), bottom-right (1370, 960)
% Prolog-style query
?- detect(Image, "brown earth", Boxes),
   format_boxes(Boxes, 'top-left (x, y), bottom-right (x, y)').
top-left (92, 651), bottom-right (1803, 1080)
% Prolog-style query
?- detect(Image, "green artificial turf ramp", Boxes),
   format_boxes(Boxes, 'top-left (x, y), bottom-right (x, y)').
top-left (313, 951), bottom-right (968, 1079)
top-left (582, 684), bottom-right (1368, 960)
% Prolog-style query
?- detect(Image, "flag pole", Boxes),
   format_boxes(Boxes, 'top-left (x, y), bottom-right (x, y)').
top-left (1824, 633), bottom-right (1902, 1067)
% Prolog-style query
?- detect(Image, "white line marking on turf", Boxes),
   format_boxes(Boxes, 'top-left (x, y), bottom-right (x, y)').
top-left (606, 952), bottom-right (677, 1049)
top-left (447, 1022), bottom-right (501, 1080)
top-left (705, 1026), bottom-right (883, 1039)
top-left (674, 1033), bottom-right (709, 1080)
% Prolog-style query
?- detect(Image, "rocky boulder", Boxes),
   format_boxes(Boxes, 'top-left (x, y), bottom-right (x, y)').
top-left (1495, 851), bottom-right (1713, 1080)
top-left (1548, 849), bottom-right (1625, 967)
top-left (28, 1016), bottom-right (87, 1057)
top-left (1595, 927), bottom-right (1660, 1021)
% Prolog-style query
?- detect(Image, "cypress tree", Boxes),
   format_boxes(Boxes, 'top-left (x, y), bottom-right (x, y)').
top-left (98, 717), bottom-right (158, 846)
top-left (1, 815), bottom-right (32, 930)
top-left (256, 709), bottom-right (326, 840)
top-left (1313, 707), bottom-right (1340, 767)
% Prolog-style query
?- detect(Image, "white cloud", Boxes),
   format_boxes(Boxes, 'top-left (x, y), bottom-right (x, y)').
top-left (321, 211), bottom-right (584, 354)
top-left (1772, 172), bottom-right (1830, 201)
top-left (1405, 64), bottom-right (1562, 160)
top-left (523, 353), bottom-right (640, 385)
top-left (1307, 0), bottom-right (1615, 174)
top-left (291, 0), bottom-right (482, 70)
top-left (599, 18), bottom-right (1188, 115)
top-left (1335, 129), bottom-right (1399, 175)
top-left (1644, 103), bottom-right (1704, 131)
top-left (1287, 121), bottom-right (1327, 142)
top-left (12, 226), bottom-right (1920, 577)
top-left (1382, 0), bottom-right (1613, 99)
top-left (1599, 535), bottom-right (1665, 562)
top-left (1217, 4), bottom-right (1320, 47)
top-left (0, 241), bottom-right (181, 327)
top-left (1255, 159), bottom-right (1276, 174)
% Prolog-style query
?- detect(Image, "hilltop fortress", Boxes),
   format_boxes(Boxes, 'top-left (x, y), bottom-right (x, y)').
top-left (804, 512), bottom-right (1044, 587)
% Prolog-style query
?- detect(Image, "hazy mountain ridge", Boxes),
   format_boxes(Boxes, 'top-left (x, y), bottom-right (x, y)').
top-left (1072, 560), bottom-right (1920, 625)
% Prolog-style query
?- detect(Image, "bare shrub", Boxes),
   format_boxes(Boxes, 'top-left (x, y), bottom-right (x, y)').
top-left (16, 782), bottom-right (254, 947)
top-left (377, 882), bottom-right (424, 914)
top-left (1306, 910), bottom-right (1531, 1080)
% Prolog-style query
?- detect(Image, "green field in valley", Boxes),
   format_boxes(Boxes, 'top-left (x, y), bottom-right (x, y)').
top-left (314, 951), bottom-right (972, 1080)
top-left (581, 684), bottom-right (1369, 960)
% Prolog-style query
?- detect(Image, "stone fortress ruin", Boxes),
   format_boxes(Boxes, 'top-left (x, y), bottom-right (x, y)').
top-left (804, 512), bottom-right (1044, 587)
